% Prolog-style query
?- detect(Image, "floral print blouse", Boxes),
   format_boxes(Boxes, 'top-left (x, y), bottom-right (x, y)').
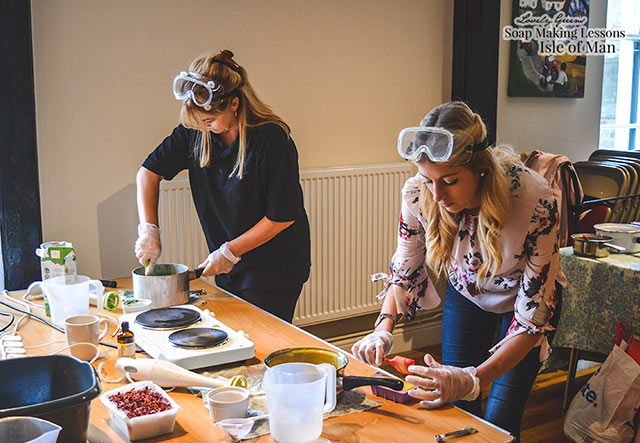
top-left (380, 164), bottom-right (565, 360)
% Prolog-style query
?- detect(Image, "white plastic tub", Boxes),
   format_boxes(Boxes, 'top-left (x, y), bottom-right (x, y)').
top-left (100, 381), bottom-right (181, 441)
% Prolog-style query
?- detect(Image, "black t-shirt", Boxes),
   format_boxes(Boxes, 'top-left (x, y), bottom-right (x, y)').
top-left (142, 123), bottom-right (311, 290)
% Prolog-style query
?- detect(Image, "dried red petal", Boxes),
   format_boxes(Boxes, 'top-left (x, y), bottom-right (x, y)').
top-left (108, 386), bottom-right (171, 418)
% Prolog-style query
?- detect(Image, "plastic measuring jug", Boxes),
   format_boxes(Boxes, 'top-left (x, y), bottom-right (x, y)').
top-left (26, 275), bottom-right (104, 327)
top-left (0, 416), bottom-right (62, 443)
top-left (262, 362), bottom-right (336, 442)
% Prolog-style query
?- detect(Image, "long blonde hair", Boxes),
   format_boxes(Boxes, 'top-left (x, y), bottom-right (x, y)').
top-left (418, 101), bottom-right (521, 286)
top-left (178, 50), bottom-right (290, 178)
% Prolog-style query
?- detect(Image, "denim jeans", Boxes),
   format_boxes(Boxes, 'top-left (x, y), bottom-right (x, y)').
top-left (441, 283), bottom-right (561, 441)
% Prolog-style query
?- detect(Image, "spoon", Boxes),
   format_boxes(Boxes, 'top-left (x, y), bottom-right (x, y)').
top-left (215, 414), bottom-right (269, 439)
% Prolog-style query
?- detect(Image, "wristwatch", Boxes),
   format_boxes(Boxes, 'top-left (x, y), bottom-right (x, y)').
top-left (374, 313), bottom-right (399, 329)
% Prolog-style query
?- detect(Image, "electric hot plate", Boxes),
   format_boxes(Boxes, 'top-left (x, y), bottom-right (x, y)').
top-left (119, 305), bottom-right (254, 369)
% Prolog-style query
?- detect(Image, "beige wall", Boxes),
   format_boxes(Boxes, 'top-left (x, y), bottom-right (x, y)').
top-left (31, 0), bottom-right (453, 279)
top-left (497, 0), bottom-right (607, 161)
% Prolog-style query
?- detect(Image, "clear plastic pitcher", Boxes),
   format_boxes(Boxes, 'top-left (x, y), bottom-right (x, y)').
top-left (0, 416), bottom-right (62, 443)
top-left (26, 275), bottom-right (104, 327)
top-left (262, 362), bottom-right (336, 442)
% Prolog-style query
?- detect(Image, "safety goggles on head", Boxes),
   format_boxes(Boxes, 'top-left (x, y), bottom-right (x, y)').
top-left (397, 126), bottom-right (489, 164)
top-left (172, 71), bottom-right (228, 111)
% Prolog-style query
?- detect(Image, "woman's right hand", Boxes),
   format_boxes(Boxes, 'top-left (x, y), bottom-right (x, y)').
top-left (351, 331), bottom-right (394, 366)
top-left (135, 223), bottom-right (161, 275)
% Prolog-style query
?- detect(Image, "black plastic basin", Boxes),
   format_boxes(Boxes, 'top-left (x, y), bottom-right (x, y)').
top-left (0, 354), bottom-right (101, 443)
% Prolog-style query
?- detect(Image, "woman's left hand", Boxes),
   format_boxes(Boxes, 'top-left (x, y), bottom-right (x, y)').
top-left (198, 249), bottom-right (235, 276)
top-left (405, 354), bottom-right (480, 408)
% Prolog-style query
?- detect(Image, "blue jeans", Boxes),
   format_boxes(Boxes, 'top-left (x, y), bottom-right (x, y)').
top-left (441, 283), bottom-right (560, 441)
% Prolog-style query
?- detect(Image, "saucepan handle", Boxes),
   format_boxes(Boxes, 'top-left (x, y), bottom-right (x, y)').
top-left (604, 242), bottom-right (626, 252)
top-left (188, 268), bottom-right (205, 280)
top-left (341, 375), bottom-right (404, 391)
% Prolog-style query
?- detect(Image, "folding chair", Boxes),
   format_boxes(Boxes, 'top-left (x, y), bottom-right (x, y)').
top-left (573, 161), bottom-right (630, 223)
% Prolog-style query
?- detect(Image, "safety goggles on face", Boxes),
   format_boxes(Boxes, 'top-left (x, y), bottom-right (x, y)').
top-left (172, 71), bottom-right (227, 111)
top-left (397, 126), bottom-right (489, 164)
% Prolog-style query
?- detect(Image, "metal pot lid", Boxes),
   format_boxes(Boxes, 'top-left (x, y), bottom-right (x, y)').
top-left (594, 223), bottom-right (640, 234)
top-left (135, 307), bottom-right (201, 329)
top-left (168, 327), bottom-right (228, 348)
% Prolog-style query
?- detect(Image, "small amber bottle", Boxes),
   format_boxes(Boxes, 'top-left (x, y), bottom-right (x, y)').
top-left (117, 321), bottom-right (136, 358)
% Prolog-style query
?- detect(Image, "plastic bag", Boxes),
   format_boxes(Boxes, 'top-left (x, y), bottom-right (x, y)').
top-left (564, 323), bottom-right (640, 442)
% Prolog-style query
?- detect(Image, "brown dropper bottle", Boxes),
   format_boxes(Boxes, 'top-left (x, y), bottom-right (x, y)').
top-left (117, 321), bottom-right (136, 358)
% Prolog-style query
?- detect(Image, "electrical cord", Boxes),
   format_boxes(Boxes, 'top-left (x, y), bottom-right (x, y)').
top-left (97, 361), bottom-right (139, 384)
top-left (0, 311), bottom-right (15, 333)
top-left (0, 298), bottom-right (63, 333)
top-left (50, 342), bottom-right (101, 363)
top-left (2, 290), bottom-right (32, 333)
top-left (22, 288), bottom-right (45, 309)
top-left (23, 339), bottom-right (66, 349)
top-left (0, 297), bottom-right (119, 349)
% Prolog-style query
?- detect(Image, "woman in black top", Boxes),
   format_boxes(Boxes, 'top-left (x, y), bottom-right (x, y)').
top-left (135, 50), bottom-right (310, 322)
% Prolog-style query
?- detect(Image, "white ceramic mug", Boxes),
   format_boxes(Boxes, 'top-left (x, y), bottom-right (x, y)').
top-left (27, 275), bottom-right (104, 327)
top-left (64, 314), bottom-right (109, 361)
top-left (205, 386), bottom-right (250, 423)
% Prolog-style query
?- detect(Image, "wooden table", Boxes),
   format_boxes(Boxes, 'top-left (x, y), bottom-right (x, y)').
top-left (2, 279), bottom-right (512, 442)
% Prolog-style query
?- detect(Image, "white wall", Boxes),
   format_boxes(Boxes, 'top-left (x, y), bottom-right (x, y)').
top-left (497, 0), bottom-right (607, 161)
top-left (31, 0), bottom-right (453, 279)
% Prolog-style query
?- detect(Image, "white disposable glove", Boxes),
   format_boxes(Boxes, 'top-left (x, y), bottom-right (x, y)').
top-left (135, 223), bottom-right (161, 275)
top-left (198, 243), bottom-right (239, 277)
top-left (405, 354), bottom-right (480, 408)
top-left (351, 331), bottom-right (394, 366)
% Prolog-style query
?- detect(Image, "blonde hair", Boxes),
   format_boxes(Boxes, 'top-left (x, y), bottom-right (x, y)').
top-left (417, 101), bottom-right (522, 287)
top-left (178, 50), bottom-right (290, 178)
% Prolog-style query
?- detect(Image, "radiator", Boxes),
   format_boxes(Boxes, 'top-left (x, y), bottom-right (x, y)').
top-left (158, 162), bottom-right (415, 326)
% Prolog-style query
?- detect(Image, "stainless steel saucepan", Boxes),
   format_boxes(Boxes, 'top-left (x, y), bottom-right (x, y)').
top-left (594, 223), bottom-right (640, 254)
top-left (131, 264), bottom-right (204, 308)
top-left (571, 233), bottom-right (626, 258)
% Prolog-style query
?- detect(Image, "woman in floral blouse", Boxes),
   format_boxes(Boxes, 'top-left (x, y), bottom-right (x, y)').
top-left (352, 101), bottom-right (563, 440)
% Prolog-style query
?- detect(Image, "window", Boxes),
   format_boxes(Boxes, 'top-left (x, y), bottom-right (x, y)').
top-left (599, 0), bottom-right (640, 150)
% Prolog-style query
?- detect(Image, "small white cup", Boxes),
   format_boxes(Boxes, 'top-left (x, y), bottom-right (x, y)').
top-left (204, 386), bottom-right (249, 423)
top-left (64, 314), bottom-right (109, 361)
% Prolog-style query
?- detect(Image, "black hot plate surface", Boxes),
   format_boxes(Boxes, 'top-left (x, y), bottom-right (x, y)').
top-left (168, 328), bottom-right (229, 348)
top-left (135, 307), bottom-right (201, 330)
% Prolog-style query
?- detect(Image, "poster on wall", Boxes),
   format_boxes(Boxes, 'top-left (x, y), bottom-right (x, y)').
top-left (506, 0), bottom-right (590, 98)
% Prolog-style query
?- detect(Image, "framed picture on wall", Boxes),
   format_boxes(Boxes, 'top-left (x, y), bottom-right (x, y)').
top-left (507, 0), bottom-right (589, 98)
